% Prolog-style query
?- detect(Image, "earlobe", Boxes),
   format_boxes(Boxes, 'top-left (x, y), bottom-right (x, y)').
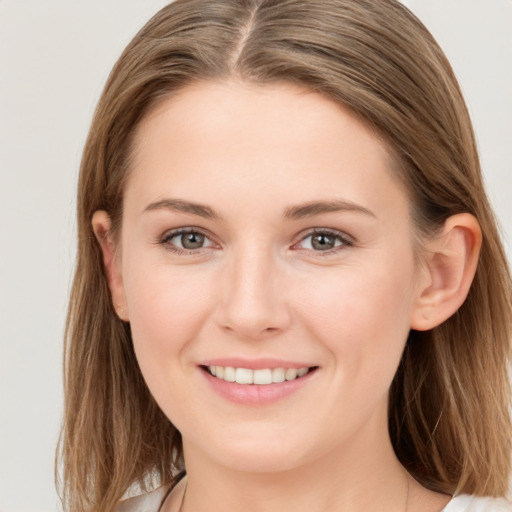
top-left (91, 210), bottom-right (129, 321)
top-left (410, 213), bottom-right (482, 331)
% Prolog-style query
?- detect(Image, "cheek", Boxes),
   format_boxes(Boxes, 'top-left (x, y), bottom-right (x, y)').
top-left (124, 263), bottom-right (222, 431)
top-left (123, 260), bottom-right (216, 379)
top-left (294, 257), bottom-right (416, 383)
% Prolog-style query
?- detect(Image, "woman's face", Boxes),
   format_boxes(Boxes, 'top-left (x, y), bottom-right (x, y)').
top-left (110, 81), bottom-right (427, 472)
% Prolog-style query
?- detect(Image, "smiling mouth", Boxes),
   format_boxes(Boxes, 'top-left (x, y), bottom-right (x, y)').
top-left (202, 365), bottom-right (318, 385)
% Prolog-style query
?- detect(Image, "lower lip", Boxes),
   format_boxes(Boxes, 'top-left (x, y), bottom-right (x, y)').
top-left (200, 367), bottom-right (317, 405)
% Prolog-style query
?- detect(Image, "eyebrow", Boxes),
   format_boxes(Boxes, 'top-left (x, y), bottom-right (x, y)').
top-left (143, 198), bottom-right (375, 220)
top-left (284, 199), bottom-right (376, 219)
top-left (143, 198), bottom-right (220, 219)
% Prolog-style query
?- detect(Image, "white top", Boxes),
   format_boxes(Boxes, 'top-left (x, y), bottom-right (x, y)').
top-left (116, 487), bottom-right (512, 512)
top-left (115, 486), bottom-right (169, 512)
top-left (443, 495), bottom-right (511, 511)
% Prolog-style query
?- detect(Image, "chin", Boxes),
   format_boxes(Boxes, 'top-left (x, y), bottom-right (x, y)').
top-left (213, 448), bottom-right (308, 474)
top-left (185, 425), bottom-right (316, 474)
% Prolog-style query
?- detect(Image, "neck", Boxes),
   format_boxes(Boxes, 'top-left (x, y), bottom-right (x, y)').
top-left (180, 432), bottom-right (409, 512)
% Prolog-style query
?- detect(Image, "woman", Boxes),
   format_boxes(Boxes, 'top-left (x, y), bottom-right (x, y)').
top-left (57, 1), bottom-right (512, 511)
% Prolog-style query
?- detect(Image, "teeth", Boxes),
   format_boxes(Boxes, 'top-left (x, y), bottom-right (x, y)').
top-left (253, 369), bottom-right (272, 385)
top-left (224, 366), bottom-right (236, 382)
top-left (207, 365), bottom-right (311, 385)
top-left (235, 368), bottom-right (253, 384)
top-left (271, 368), bottom-right (285, 383)
top-left (297, 367), bottom-right (308, 377)
top-left (285, 368), bottom-right (298, 381)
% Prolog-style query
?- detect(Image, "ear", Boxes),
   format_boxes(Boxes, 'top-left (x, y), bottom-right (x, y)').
top-left (91, 210), bottom-right (129, 322)
top-left (410, 213), bottom-right (482, 331)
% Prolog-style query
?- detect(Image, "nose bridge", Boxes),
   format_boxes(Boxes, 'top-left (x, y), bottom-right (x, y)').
top-left (218, 243), bottom-right (289, 338)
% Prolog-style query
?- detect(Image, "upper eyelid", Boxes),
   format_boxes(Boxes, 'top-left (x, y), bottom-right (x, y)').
top-left (295, 227), bottom-right (354, 244)
top-left (160, 226), bottom-right (213, 241)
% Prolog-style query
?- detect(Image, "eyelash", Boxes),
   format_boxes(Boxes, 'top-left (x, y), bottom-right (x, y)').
top-left (156, 227), bottom-right (215, 256)
top-left (156, 227), bottom-right (354, 255)
top-left (293, 229), bottom-right (354, 255)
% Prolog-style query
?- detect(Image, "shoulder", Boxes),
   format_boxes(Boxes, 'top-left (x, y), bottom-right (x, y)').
top-left (443, 495), bottom-right (512, 512)
top-left (114, 486), bottom-right (170, 512)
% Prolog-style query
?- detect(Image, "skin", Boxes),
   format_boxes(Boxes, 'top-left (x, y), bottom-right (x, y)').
top-left (93, 81), bottom-right (481, 512)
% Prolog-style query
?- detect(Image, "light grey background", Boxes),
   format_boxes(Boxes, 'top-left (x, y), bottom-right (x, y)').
top-left (0, 1), bottom-right (510, 511)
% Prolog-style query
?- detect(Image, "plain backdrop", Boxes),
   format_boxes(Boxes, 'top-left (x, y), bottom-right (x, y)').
top-left (0, 1), bottom-right (511, 511)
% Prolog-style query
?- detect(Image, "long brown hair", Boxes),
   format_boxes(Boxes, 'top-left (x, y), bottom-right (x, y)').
top-left (57, 1), bottom-right (512, 510)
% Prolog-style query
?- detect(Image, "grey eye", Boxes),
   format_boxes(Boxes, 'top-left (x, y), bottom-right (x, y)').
top-left (164, 230), bottom-right (214, 251)
top-left (177, 232), bottom-right (206, 249)
top-left (310, 233), bottom-right (336, 250)
top-left (297, 231), bottom-right (350, 252)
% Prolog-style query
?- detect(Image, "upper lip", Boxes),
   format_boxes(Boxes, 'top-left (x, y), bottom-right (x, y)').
top-left (199, 358), bottom-right (317, 370)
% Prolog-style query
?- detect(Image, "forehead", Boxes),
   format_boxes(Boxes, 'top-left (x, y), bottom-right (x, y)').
top-left (126, 80), bottom-right (409, 220)
top-left (133, 80), bottom-right (390, 158)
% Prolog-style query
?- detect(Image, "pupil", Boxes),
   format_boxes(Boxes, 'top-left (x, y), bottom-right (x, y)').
top-left (182, 232), bottom-right (204, 249)
top-left (312, 233), bottom-right (334, 250)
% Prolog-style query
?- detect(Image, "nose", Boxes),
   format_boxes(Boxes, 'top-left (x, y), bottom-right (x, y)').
top-left (215, 248), bottom-right (291, 340)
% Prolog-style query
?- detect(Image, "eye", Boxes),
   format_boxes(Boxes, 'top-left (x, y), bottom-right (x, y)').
top-left (295, 230), bottom-right (353, 252)
top-left (159, 228), bottom-right (215, 252)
